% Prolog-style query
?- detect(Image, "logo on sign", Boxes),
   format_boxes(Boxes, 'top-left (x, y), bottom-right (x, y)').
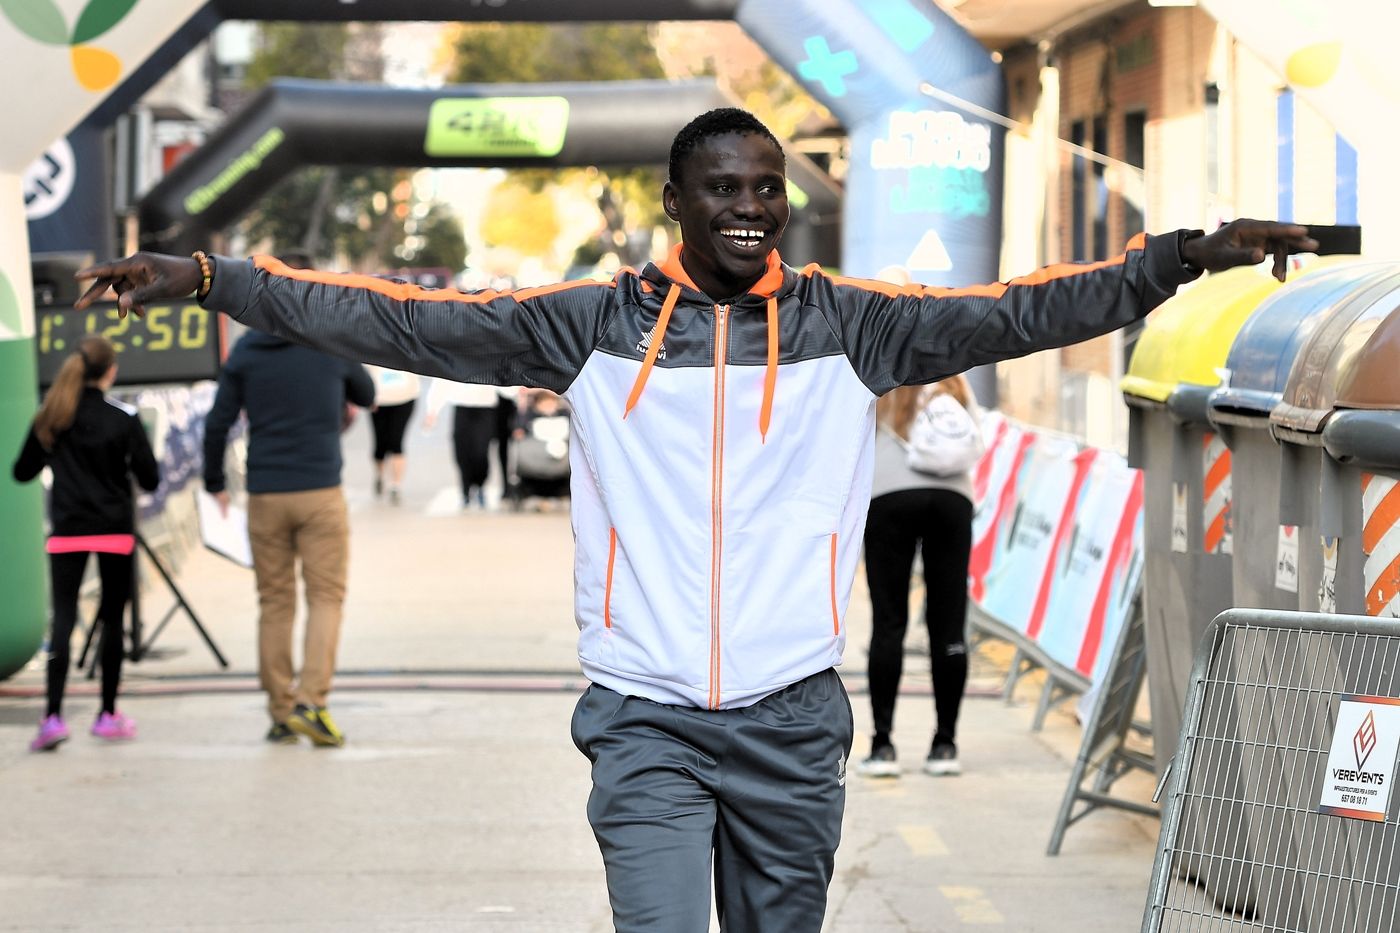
top-left (425, 97), bottom-right (570, 158)
top-left (23, 139), bottom-right (76, 221)
top-left (872, 110), bottom-right (992, 219)
top-left (1356, 710), bottom-right (1378, 770)
top-left (0, 0), bottom-right (139, 91)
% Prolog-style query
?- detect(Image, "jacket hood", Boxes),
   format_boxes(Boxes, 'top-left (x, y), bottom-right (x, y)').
top-left (630, 243), bottom-right (794, 443)
top-left (640, 244), bottom-right (798, 308)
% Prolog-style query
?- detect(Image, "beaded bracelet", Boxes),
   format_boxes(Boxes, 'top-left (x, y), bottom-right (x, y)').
top-left (192, 250), bottom-right (213, 300)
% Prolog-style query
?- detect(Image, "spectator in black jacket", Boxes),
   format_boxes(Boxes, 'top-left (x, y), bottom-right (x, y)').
top-left (13, 334), bottom-right (159, 751)
top-left (203, 260), bottom-right (375, 748)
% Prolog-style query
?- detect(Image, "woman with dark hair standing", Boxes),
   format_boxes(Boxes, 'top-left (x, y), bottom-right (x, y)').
top-left (13, 335), bottom-right (159, 751)
top-left (858, 374), bottom-right (981, 779)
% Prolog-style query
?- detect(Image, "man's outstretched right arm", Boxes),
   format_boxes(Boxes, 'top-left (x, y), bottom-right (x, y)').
top-left (77, 253), bottom-right (616, 394)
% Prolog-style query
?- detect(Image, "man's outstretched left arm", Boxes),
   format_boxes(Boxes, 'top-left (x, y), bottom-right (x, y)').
top-left (821, 220), bottom-right (1315, 396)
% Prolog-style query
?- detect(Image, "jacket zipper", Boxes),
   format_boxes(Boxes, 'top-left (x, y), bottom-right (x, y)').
top-left (709, 304), bottom-right (729, 709)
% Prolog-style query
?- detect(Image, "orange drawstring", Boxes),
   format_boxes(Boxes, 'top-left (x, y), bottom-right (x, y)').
top-left (624, 284), bottom-right (779, 442)
top-left (624, 283), bottom-right (680, 419)
top-left (759, 296), bottom-right (779, 442)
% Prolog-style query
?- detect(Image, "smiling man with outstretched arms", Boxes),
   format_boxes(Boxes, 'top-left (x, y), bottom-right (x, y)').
top-left (78, 108), bottom-right (1315, 933)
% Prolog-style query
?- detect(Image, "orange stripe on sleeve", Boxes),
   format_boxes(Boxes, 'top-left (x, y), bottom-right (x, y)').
top-left (252, 255), bottom-right (615, 304)
top-left (806, 233), bottom-right (1148, 300)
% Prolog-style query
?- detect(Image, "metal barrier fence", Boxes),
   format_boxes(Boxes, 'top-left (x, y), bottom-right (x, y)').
top-left (1048, 591), bottom-right (1156, 855)
top-left (1143, 609), bottom-right (1400, 932)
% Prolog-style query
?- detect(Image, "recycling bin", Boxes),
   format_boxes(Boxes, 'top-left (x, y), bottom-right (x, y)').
top-left (1270, 268), bottom-right (1400, 614)
top-left (1122, 264), bottom-right (1350, 916)
top-left (1208, 262), bottom-right (1395, 610)
top-left (1247, 269), bottom-right (1400, 930)
top-left (1322, 302), bottom-right (1400, 618)
top-left (1202, 261), bottom-right (1394, 929)
top-left (1315, 292), bottom-right (1400, 929)
top-left (1121, 265), bottom-right (1289, 778)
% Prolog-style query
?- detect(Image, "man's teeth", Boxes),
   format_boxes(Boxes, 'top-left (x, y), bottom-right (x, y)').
top-left (720, 228), bottom-right (765, 241)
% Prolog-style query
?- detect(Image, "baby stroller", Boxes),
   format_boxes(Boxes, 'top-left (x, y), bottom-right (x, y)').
top-left (508, 392), bottom-right (571, 510)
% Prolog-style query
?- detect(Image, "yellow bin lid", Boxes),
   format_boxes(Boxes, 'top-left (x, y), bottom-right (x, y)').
top-left (1122, 264), bottom-right (1304, 403)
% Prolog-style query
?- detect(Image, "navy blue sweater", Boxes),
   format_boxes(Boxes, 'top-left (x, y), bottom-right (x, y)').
top-left (204, 331), bottom-right (375, 495)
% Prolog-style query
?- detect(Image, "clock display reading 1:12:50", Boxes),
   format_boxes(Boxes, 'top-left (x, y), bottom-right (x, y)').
top-left (35, 300), bottom-right (224, 388)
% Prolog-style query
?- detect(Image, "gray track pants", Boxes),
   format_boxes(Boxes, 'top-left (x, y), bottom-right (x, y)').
top-left (571, 668), bottom-right (854, 933)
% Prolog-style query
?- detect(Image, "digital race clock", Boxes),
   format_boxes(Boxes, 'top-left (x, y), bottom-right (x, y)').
top-left (36, 299), bottom-right (225, 387)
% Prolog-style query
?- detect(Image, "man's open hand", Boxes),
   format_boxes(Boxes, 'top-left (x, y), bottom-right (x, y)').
top-left (1183, 220), bottom-right (1320, 283)
top-left (75, 252), bottom-right (203, 318)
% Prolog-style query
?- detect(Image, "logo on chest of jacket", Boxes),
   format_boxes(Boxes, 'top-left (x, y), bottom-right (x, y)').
top-left (637, 326), bottom-right (667, 360)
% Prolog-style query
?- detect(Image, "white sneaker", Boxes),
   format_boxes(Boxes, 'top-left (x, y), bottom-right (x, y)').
top-left (923, 742), bottom-right (961, 776)
top-left (856, 743), bottom-right (901, 778)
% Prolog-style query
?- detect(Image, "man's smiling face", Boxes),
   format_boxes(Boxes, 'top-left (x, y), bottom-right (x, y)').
top-left (663, 131), bottom-right (790, 300)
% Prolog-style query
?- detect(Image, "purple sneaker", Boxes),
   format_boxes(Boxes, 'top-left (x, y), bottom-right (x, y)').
top-left (30, 715), bottom-right (69, 752)
top-left (91, 711), bottom-right (137, 741)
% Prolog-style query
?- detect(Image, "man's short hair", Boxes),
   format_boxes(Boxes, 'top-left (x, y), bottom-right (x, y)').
top-left (669, 108), bottom-right (785, 184)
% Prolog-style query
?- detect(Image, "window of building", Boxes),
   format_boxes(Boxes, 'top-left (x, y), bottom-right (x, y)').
top-left (1093, 115), bottom-right (1108, 260)
top-left (1071, 120), bottom-right (1086, 260)
top-left (1122, 111), bottom-right (1146, 238)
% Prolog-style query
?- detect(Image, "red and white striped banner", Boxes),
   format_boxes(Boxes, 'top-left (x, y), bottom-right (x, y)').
top-left (1202, 432), bottom-right (1233, 555)
top-left (1362, 473), bottom-right (1400, 618)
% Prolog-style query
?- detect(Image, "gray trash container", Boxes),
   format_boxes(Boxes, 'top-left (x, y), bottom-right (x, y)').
top-left (1121, 266), bottom-right (1288, 779)
top-left (1271, 268), bottom-right (1400, 613)
top-left (1122, 268), bottom-right (1290, 915)
top-left (1315, 301), bottom-right (1400, 929)
top-left (1202, 261), bottom-right (1396, 928)
top-left (1241, 269), bottom-right (1400, 930)
top-left (1208, 263), bottom-right (1395, 610)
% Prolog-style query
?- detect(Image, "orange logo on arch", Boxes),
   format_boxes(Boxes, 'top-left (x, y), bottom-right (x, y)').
top-left (0, 0), bottom-right (138, 91)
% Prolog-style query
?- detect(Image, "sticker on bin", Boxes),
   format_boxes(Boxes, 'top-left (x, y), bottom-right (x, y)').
top-left (1202, 432), bottom-right (1232, 555)
top-left (1317, 695), bottom-right (1400, 822)
top-left (1319, 536), bottom-right (1338, 613)
top-left (1275, 525), bottom-right (1299, 593)
top-left (1362, 473), bottom-right (1400, 618)
top-left (1171, 483), bottom-right (1188, 554)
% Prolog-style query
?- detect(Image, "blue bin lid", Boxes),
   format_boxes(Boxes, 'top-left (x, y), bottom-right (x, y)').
top-left (1209, 262), bottom-right (1397, 419)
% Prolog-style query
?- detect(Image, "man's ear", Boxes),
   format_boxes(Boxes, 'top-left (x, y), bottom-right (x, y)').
top-left (662, 180), bottom-right (680, 223)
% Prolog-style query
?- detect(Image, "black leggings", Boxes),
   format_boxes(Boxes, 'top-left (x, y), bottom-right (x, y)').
top-left (494, 396), bottom-right (515, 484)
top-left (452, 406), bottom-right (497, 496)
top-left (863, 487), bottom-right (973, 747)
top-left (370, 400), bottom-right (416, 461)
top-left (48, 551), bottom-right (132, 718)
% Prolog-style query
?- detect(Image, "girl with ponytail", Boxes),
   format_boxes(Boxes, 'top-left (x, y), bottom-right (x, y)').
top-left (12, 334), bottom-right (159, 751)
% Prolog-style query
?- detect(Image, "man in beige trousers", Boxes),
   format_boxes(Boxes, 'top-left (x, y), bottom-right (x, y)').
top-left (203, 254), bottom-right (375, 746)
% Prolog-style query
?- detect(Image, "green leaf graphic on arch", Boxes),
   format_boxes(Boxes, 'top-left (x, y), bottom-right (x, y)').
top-left (0, 0), bottom-right (139, 91)
top-left (0, 268), bottom-right (22, 338)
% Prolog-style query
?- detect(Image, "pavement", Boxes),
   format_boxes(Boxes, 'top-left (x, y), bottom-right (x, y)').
top-left (0, 409), bottom-right (1162, 931)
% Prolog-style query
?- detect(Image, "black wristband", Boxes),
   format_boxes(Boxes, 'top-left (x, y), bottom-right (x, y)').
top-left (1178, 229), bottom-right (1206, 275)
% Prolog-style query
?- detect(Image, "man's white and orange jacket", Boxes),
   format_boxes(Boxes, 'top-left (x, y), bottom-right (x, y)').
top-left (205, 233), bottom-right (1199, 709)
